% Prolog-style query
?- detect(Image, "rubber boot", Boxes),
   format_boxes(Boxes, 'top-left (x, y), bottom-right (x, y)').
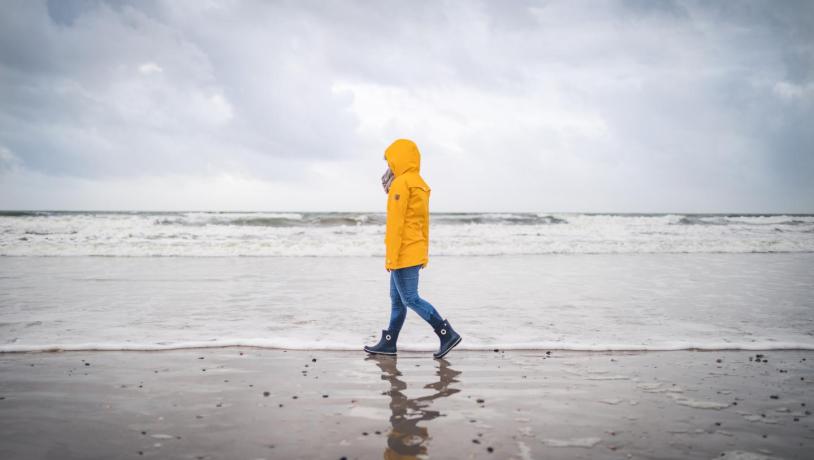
top-left (364, 329), bottom-right (398, 355)
top-left (433, 319), bottom-right (462, 359)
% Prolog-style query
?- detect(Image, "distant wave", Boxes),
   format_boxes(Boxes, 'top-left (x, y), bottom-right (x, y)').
top-left (674, 215), bottom-right (811, 226)
top-left (3, 339), bottom-right (814, 353)
top-left (2, 211), bottom-right (813, 256)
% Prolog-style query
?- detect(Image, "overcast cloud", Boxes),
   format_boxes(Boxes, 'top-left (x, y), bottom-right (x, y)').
top-left (0, 0), bottom-right (812, 212)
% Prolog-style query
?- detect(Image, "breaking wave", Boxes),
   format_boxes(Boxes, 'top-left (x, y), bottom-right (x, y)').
top-left (1, 211), bottom-right (813, 256)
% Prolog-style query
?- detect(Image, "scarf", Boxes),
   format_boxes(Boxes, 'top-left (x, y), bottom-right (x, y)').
top-left (381, 166), bottom-right (394, 194)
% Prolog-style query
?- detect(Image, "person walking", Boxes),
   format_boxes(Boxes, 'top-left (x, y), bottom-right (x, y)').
top-left (364, 139), bottom-right (462, 359)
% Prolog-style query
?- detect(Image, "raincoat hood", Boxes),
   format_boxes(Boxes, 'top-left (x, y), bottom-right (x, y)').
top-left (385, 139), bottom-right (421, 177)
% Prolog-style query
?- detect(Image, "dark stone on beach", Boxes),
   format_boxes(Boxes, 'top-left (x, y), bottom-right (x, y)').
top-left (493, 349), bottom-right (499, 352)
top-left (487, 446), bottom-right (494, 453)
top-left (292, 395), bottom-right (298, 399)
top-left (794, 417), bottom-right (799, 421)
top-left (763, 360), bottom-right (768, 363)
top-left (249, 384), bottom-right (253, 387)
top-left (716, 359), bottom-right (722, 363)
top-left (362, 432), bottom-right (368, 436)
top-left (472, 439), bottom-right (480, 444)
top-left (138, 451), bottom-right (143, 456)
top-left (198, 357), bottom-right (204, 360)
top-left (216, 403), bottom-right (222, 407)
top-left (141, 431), bottom-right (146, 435)
top-left (84, 362), bottom-right (90, 366)
top-left (312, 358), bottom-right (317, 362)
top-left (322, 394), bottom-right (328, 398)
top-left (263, 391), bottom-right (270, 397)
top-left (340, 457), bottom-right (347, 460)
top-left (732, 401), bottom-right (738, 405)
top-left (546, 351), bottom-right (551, 355)
top-left (770, 395), bottom-right (779, 400)
top-left (239, 352), bottom-right (244, 355)
top-left (196, 415), bottom-right (203, 419)
top-left (476, 398), bottom-right (485, 403)
top-left (715, 422), bottom-right (721, 426)
top-left (278, 403), bottom-right (283, 408)
top-left (749, 357), bottom-right (753, 361)
top-left (201, 368), bottom-right (206, 372)
top-left (375, 430), bottom-right (381, 435)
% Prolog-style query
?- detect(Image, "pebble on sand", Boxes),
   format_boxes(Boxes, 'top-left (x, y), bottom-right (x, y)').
top-left (263, 391), bottom-right (270, 397)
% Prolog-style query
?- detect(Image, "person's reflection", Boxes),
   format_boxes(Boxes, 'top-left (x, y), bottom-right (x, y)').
top-left (366, 355), bottom-right (462, 459)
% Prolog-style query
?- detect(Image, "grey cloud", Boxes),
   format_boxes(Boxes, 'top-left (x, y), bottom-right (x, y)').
top-left (0, 0), bottom-right (812, 211)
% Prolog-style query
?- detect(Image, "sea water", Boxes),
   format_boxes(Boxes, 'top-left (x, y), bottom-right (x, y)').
top-left (0, 212), bottom-right (812, 352)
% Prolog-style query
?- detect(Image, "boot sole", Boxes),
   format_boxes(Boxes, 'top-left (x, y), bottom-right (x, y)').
top-left (363, 347), bottom-right (396, 356)
top-left (433, 336), bottom-right (462, 359)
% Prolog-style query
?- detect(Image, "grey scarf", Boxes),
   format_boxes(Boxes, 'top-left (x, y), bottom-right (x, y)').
top-left (381, 166), bottom-right (394, 194)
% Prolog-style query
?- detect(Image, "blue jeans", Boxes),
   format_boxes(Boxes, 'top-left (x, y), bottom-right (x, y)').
top-left (388, 264), bottom-right (444, 333)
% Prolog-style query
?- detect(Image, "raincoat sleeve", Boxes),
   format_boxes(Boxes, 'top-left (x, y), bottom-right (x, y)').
top-left (385, 178), bottom-right (410, 269)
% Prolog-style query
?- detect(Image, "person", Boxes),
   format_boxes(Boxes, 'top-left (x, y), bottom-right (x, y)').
top-left (364, 139), bottom-right (462, 359)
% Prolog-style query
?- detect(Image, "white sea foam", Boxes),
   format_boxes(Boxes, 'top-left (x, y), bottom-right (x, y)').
top-left (1, 247), bottom-right (812, 354)
top-left (3, 340), bottom-right (813, 354)
top-left (542, 437), bottom-right (602, 448)
top-left (1, 211), bottom-right (813, 256)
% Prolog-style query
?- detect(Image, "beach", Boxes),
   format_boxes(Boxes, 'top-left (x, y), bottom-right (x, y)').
top-left (1, 348), bottom-right (812, 459)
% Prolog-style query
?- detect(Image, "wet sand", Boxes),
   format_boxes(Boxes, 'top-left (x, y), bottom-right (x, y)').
top-left (0, 349), bottom-right (812, 459)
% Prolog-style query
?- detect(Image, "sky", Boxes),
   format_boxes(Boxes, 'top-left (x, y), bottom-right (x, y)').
top-left (0, 0), bottom-right (812, 213)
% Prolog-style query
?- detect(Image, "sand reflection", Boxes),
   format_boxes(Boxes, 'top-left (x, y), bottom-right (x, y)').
top-left (366, 355), bottom-right (461, 459)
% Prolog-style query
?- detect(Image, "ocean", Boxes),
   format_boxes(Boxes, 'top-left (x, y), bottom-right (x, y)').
top-left (1, 211), bottom-right (813, 353)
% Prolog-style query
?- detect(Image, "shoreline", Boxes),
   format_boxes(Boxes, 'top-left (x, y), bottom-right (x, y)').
top-left (4, 345), bottom-right (814, 354)
top-left (1, 348), bottom-right (812, 459)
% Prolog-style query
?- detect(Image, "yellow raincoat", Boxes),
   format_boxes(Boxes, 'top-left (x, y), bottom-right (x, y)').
top-left (384, 139), bottom-right (431, 271)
